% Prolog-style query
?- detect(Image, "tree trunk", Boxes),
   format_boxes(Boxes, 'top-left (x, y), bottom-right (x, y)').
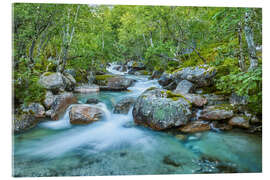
top-left (57, 5), bottom-right (80, 73)
top-left (244, 10), bottom-right (258, 71)
top-left (29, 37), bottom-right (36, 63)
top-left (149, 31), bottom-right (154, 47)
top-left (237, 23), bottom-right (246, 71)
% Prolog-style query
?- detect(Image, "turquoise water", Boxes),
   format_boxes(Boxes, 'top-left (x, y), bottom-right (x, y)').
top-left (13, 74), bottom-right (262, 177)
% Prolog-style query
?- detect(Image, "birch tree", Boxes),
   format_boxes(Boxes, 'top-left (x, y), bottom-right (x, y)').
top-left (57, 5), bottom-right (80, 73)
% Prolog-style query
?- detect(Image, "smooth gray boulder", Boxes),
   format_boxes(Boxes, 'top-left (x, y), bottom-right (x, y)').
top-left (173, 66), bottom-right (216, 87)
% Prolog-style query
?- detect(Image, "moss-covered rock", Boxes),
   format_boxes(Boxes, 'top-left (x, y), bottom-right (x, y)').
top-left (95, 74), bottom-right (134, 91)
top-left (132, 88), bottom-right (192, 130)
top-left (199, 104), bottom-right (234, 121)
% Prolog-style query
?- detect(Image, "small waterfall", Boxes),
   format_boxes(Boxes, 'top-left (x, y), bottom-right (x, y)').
top-left (39, 105), bottom-right (73, 130)
top-left (106, 62), bottom-right (127, 75)
top-left (195, 109), bottom-right (202, 121)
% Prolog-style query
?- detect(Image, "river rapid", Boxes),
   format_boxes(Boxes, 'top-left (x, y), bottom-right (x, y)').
top-left (13, 65), bottom-right (262, 177)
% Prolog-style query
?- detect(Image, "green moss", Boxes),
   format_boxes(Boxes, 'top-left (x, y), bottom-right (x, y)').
top-left (146, 87), bottom-right (157, 91)
top-left (171, 97), bottom-right (180, 101)
top-left (166, 90), bottom-right (184, 98)
top-left (211, 104), bottom-right (235, 111)
top-left (140, 70), bottom-right (150, 75)
top-left (95, 75), bottom-right (115, 81)
top-left (43, 72), bottom-right (54, 76)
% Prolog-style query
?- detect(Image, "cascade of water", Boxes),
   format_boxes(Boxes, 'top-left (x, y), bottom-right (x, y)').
top-left (106, 62), bottom-right (127, 75)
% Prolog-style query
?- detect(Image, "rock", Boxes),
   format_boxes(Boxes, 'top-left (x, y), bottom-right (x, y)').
top-left (210, 121), bottom-right (232, 131)
top-left (27, 103), bottom-right (45, 118)
top-left (250, 115), bottom-right (261, 124)
top-left (163, 155), bottom-right (182, 167)
top-left (50, 92), bottom-right (77, 120)
top-left (13, 114), bottom-right (38, 133)
top-left (179, 120), bottom-right (210, 133)
top-left (158, 73), bottom-right (173, 87)
top-left (45, 109), bottom-right (53, 117)
top-left (86, 71), bottom-right (95, 84)
top-left (113, 97), bottom-right (136, 114)
top-left (163, 81), bottom-right (177, 90)
top-left (127, 61), bottom-right (145, 70)
top-left (86, 98), bottom-right (100, 104)
top-left (62, 73), bottom-right (76, 91)
top-left (228, 116), bottom-right (250, 129)
top-left (134, 70), bottom-right (149, 76)
top-left (175, 134), bottom-right (187, 141)
top-left (43, 91), bottom-right (55, 109)
top-left (199, 105), bottom-right (234, 121)
top-left (132, 88), bottom-right (192, 130)
top-left (95, 75), bottom-right (134, 91)
top-left (182, 94), bottom-right (207, 107)
top-left (203, 94), bottom-right (228, 106)
top-left (173, 66), bottom-right (216, 87)
top-left (174, 80), bottom-right (194, 94)
top-left (112, 65), bottom-right (121, 71)
top-left (39, 72), bottom-right (76, 92)
top-left (74, 84), bottom-right (100, 93)
top-left (149, 70), bottom-right (163, 79)
top-left (119, 65), bottom-right (127, 72)
top-left (39, 72), bottom-right (65, 91)
top-left (229, 93), bottom-right (248, 105)
top-left (69, 105), bottom-right (104, 125)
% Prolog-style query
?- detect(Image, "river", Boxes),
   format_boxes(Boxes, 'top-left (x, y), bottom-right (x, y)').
top-left (13, 65), bottom-right (262, 176)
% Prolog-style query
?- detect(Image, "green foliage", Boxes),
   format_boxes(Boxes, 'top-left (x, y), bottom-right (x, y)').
top-left (95, 75), bottom-right (115, 81)
top-left (216, 66), bottom-right (262, 114)
top-left (12, 4), bottom-right (262, 116)
top-left (14, 57), bottom-right (46, 106)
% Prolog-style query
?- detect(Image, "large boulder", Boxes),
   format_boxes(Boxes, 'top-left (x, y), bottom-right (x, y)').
top-left (27, 103), bottom-right (45, 118)
top-left (113, 97), bottom-right (136, 114)
top-left (95, 75), bottom-right (134, 91)
top-left (39, 72), bottom-right (76, 92)
top-left (228, 116), bottom-right (250, 129)
top-left (158, 73), bottom-right (174, 87)
top-left (132, 88), bottom-right (192, 130)
top-left (50, 92), bottom-right (77, 120)
top-left (43, 91), bottom-right (55, 109)
top-left (199, 105), bottom-right (234, 121)
top-left (174, 80), bottom-right (194, 94)
top-left (173, 65), bottom-right (216, 87)
top-left (39, 72), bottom-right (65, 91)
top-left (69, 105), bottom-right (104, 125)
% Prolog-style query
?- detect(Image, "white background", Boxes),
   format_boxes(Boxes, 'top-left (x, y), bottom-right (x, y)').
top-left (0, 0), bottom-right (269, 179)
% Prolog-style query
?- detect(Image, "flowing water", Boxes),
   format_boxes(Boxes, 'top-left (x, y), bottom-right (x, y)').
top-left (13, 65), bottom-right (262, 177)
